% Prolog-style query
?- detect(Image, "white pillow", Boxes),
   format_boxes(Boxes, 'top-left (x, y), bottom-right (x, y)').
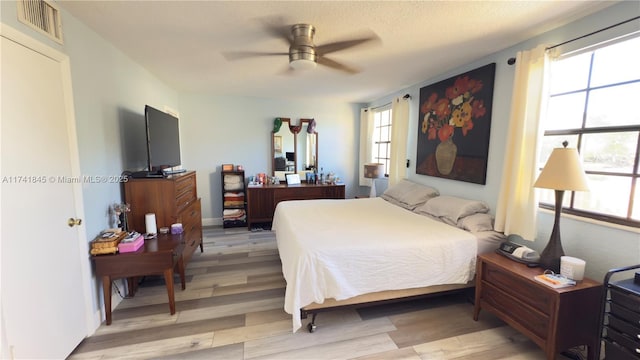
top-left (415, 195), bottom-right (489, 223)
top-left (381, 179), bottom-right (439, 210)
top-left (457, 213), bottom-right (494, 232)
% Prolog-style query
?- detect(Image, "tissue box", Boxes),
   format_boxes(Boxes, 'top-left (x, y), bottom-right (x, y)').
top-left (171, 223), bottom-right (183, 234)
top-left (118, 234), bottom-right (144, 253)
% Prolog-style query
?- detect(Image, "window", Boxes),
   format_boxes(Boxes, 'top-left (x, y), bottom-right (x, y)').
top-left (540, 35), bottom-right (640, 228)
top-left (372, 107), bottom-right (392, 175)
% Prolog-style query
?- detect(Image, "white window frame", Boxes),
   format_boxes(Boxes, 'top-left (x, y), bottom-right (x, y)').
top-left (372, 106), bottom-right (392, 176)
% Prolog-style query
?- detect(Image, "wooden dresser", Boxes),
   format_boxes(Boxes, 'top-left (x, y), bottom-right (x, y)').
top-left (246, 183), bottom-right (345, 229)
top-left (474, 252), bottom-right (603, 360)
top-left (124, 171), bottom-right (203, 264)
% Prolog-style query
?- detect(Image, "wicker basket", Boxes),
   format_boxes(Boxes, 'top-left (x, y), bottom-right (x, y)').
top-left (90, 231), bottom-right (126, 255)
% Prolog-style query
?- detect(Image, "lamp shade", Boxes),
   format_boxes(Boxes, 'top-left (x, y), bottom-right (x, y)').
top-left (364, 163), bottom-right (384, 179)
top-left (534, 147), bottom-right (589, 191)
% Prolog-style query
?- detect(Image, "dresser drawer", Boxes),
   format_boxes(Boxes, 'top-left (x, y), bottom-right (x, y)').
top-left (608, 325), bottom-right (640, 357)
top-left (604, 338), bottom-right (640, 359)
top-left (179, 199), bottom-right (201, 232)
top-left (483, 262), bottom-right (553, 315)
top-left (482, 281), bottom-right (549, 340)
top-left (612, 287), bottom-right (640, 314)
top-left (609, 314), bottom-right (640, 340)
top-left (175, 173), bottom-right (197, 209)
top-left (175, 172), bottom-right (196, 194)
top-left (178, 199), bottom-right (201, 264)
top-left (273, 186), bottom-right (327, 202)
top-left (612, 303), bottom-right (640, 325)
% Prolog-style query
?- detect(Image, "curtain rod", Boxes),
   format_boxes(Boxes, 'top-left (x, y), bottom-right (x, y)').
top-left (507, 15), bottom-right (639, 65)
top-left (366, 94), bottom-right (411, 111)
top-left (369, 102), bottom-right (391, 111)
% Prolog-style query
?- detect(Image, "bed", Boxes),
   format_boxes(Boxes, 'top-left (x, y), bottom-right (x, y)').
top-left (272, 180), bottom-right (505, 333)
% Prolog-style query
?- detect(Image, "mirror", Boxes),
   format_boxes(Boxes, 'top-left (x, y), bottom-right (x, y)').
top-left (272, 118), bottom-right (296, 178)
top-left (271, 118), bottom-right (318, 179)
top-left (298, 119), bottom-right (318, 172)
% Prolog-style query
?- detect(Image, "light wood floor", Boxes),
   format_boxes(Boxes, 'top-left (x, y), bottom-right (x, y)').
top-left (69, 227), bottom-right (584, 360)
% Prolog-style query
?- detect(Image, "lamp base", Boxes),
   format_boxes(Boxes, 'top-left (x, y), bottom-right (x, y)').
top-left (538, 231), bottom-right (564, 273)
top-left (369, 179), bottom-right (377, 198)
top-left (538, 189), bottom-right (566, 273)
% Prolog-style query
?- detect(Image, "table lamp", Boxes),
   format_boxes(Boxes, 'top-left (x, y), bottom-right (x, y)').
top-left (364, 163), bottom-right (384, 197)
top-left (533, 141), bottom-right (589, 272)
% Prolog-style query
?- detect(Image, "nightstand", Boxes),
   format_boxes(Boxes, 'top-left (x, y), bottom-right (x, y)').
top-left (474, 252), bottom-right (603, 360)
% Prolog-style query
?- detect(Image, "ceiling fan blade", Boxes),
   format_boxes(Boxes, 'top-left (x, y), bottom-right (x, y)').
top-left (317, 56), bottom-right (360, 74)
top-left (315, 33), bottom-right (380, 56)
top-left (222, 51), bottom-right (289, 61)
top-left (258, 17), bottom-right (293, 46)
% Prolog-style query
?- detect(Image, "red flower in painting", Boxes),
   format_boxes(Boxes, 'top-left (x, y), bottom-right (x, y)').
top-left (462, 119), bottom-right (474, 136)
top-left (420, 93), bottom-right (438, 114)
top-left (445, 76), bottom-right (469, 100)
top-left (471, 99), bottom-right (486, 118)
top-left (420, 74), bottom-right (486, 142)
top-left (433, 98), bottom-right (451, 121)
top-left (438, 124), bottom-right (454, 142)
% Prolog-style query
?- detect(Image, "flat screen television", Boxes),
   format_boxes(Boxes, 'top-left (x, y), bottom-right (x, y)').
top-left (285, 152), bottom-right (295, 162)
top-left (145, 105), bottom-right (182, 174)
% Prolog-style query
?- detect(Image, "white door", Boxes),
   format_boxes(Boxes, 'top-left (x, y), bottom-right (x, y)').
top-left (1, 27), bottom-right (90, 358)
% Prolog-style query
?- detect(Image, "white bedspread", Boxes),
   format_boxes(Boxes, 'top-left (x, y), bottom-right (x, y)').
top-left (272, 197), bottom-right (479, 332)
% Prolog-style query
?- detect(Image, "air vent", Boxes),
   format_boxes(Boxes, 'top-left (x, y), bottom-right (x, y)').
top-left (17, 0), bottom-right (63, 44)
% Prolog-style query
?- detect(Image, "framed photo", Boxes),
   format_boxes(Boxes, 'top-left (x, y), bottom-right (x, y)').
top-left (285, 173), bottom-right (301, 185)
top-left (274, 136), bottom-right (282, 153)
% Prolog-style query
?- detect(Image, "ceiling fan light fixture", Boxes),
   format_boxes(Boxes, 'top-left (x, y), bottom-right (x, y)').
top-left (290, 58), bottom-right (317, 71)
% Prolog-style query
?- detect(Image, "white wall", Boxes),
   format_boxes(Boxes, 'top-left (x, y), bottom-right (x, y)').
top-left (178, 94), bottom-right (362, 224)
top-left (367, 1), bottom-right (640, 281)
top-left (1, 1), bottom-right (180, 330)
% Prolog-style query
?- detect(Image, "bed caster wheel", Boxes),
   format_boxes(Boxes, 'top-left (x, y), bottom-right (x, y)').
top-left (307, 323), bottom-right (317, 333)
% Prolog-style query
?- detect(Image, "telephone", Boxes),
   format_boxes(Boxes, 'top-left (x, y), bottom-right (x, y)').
top-left (497, 241), bottom-right (540, 266)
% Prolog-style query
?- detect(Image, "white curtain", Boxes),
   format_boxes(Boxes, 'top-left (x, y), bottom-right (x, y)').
top-left (389, 97), bottom-right (410, 186)
top-left (358, 108), bottom-right (374, 186)
top-left (494, 44), bottom-right (550, 240)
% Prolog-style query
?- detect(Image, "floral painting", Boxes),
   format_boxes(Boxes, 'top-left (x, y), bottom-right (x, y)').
top-left (416, 63), bottom-right (496, 184)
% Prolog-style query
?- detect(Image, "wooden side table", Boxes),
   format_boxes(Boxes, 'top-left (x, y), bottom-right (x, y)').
top-left (474, 252), bottom-right (603, 360)
top-left (92, 234), bottom-right (186, 325)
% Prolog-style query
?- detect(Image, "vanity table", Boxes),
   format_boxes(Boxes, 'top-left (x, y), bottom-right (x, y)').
top-left (250, 117), bottom-right (340, 229)
top-left (246, 183), bottom-right (345, 229)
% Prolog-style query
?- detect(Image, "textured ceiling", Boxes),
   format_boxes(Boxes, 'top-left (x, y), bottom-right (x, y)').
top-left (58, 1), bottom-right (616, 103)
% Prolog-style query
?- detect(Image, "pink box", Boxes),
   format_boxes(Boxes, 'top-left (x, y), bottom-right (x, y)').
top-left (118, 234), bottom-right (144, 253)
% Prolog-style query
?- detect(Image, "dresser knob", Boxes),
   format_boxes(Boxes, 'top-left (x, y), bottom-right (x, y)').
top-left (636, 348), bottom-right (640, 354)
top-left (637, 334), bottom-right (640, 340)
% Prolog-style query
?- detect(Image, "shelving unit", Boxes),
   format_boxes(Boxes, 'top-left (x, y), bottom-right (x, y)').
top-left (599, 265), bottom-right (640, 359)
top-left (221, 169), bottom-right (247, 228)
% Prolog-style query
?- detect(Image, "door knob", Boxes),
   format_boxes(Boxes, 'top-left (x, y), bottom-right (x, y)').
top-left (68, 218), bottom-right (83, 227)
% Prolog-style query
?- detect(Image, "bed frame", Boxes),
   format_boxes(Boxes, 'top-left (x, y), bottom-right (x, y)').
top-left (300, 280), bottom-right (475, 332)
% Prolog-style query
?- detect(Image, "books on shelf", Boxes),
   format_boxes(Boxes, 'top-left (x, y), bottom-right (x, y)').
top-left (534, 274), bottom-right (576, 289)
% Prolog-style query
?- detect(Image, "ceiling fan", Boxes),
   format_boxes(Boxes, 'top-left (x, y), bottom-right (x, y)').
top-left (223, 23), bottom-right (379, 74)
